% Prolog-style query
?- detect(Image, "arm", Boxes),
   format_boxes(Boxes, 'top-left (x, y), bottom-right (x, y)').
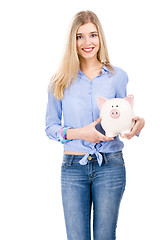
top-left (45, 92), bottom-right (113, 144)
top-left (115, 70), bottom-right (145, 139)
top-left (66, 117), bottom-right (114, 143)
top-left (120, 116), bottom-right (145, 139)
top-left (45, 92), bottom-right (72, 143)
top-left (115, 70), bottom-right (128, 98)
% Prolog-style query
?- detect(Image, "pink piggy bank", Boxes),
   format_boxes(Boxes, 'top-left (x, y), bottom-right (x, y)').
top-left (97, 95), bottom-right (135, 137)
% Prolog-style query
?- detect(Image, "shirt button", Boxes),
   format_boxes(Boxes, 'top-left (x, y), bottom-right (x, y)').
top-left (88, 156), bottom-right (92, 160)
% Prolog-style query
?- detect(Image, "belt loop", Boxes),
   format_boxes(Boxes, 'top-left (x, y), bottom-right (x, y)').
top-left (68, 155), bottom-right (74, 166)
top-left (102, 153), bottom-right (108, 163)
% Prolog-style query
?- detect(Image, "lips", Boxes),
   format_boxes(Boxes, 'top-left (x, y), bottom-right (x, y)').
top-left (82, 47), bottom-right (94, 52)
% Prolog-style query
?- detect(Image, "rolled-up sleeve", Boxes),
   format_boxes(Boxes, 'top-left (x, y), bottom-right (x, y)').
top-left (45, 91), bottom-right (63, 141)
top-left (45, 92), bottom-right (72, 143)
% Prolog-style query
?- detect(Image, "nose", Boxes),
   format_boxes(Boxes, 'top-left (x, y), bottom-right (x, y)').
top-left (84, 36), bottom-right (91, 46)
top-left (110, 109), bottom-right (120, 119)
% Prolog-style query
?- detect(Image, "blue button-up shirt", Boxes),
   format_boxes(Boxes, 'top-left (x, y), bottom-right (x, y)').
top-left (45, 65), bottom-right (128, 166)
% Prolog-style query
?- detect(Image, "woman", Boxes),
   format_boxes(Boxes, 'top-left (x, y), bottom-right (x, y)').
top-left (45, 10), bottom-right (145, 240)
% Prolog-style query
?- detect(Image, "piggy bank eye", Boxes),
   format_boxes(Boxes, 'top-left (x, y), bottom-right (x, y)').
top-left (112, 105), bottom-right (114, 108)
top-left (116, 105), bottom-right (118, 107)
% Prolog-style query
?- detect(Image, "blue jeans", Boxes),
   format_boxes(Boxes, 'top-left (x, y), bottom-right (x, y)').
top-left (61, 151), bottom-right (126, 240)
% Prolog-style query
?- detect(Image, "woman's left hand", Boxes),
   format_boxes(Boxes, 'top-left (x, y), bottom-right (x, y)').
top-left (120, 116), bottom-right (145, 140)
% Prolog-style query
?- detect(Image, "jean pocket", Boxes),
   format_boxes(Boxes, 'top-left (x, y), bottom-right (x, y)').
top-left (61, 155), bottom-right (73, 169)
top-left (107, 152), bottom-right (125, 166)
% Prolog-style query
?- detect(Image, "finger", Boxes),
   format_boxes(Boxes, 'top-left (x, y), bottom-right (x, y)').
top-left (102, 137), bottom-right (114, 141)
top-left (132, 116), bottom-right (140, 121)
top-left (124, 128), bottom-right (138, 139)
top-left (121, 133), bottom-right (133, 140)
top-left (119, 133), bottom-right (125, 138)
top-left (122, 117), bottom-right (142, 139)
top-left (92, 117), bottom-right (102, 126)
top-left (97, 132), bottom-right (114, 141)
top-left (131, 124), bottom-right (140, 135)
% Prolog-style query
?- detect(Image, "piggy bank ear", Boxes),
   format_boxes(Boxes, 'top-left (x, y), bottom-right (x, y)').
top-left (97, 96), bottom-right (108, 110)
top-left (124, 95), bottom-right (134, 108)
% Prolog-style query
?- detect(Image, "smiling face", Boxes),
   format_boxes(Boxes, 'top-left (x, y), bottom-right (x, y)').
top-left (76, 22), bottom-right (100, 61)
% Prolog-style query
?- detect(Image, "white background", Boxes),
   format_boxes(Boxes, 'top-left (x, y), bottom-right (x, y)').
top-left (0, 0), bottom-right (159, 239)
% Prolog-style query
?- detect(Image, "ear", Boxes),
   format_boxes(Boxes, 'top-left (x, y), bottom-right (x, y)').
top-left (124, 95), bottom-right (134, 108)
top-left (97, 96), bottom-right (108, 110)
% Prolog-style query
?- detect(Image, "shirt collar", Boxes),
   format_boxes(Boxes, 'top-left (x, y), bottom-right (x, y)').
top-left (78, 69), bottom-right (84, 76)
top-left (101, 64), bottom-right (110, 73)
top-left (78, 64), bottom-right (110, 76)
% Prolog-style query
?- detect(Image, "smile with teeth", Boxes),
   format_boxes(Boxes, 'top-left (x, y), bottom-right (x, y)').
top-left (82, 47), bottom-right (94, 52)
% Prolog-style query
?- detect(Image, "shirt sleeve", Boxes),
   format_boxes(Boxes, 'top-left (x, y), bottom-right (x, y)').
top-left (115, 70), bottom-right (129, 98)
top-left (45, 91), bottom-right (72, 143)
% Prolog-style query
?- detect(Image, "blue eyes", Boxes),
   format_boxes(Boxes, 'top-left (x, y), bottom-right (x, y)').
top-left (76, 36), bottom-right (83, 40)
top-left (91, 34), bottom-right (97, 38)
top-left (76, 34), bottom-right (97, 40)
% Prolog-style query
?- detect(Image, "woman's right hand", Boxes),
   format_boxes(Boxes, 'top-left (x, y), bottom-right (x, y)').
top-left (79, 117), bottom-right (114, 143)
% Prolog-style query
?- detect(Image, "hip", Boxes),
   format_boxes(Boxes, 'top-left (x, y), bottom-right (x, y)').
top-left (64, 150), bottom-right (87, 155)
top-left (61, 151), bottom-right (125, 170)
top-left (61, 151), bottom-right (126, 191)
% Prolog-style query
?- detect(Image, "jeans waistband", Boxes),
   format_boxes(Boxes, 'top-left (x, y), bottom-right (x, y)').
top-left (63, 151), bottom-right (122, 162)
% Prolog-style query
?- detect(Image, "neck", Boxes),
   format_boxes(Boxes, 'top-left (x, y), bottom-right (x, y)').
top-left (79, 56), bottom-right (102, 72)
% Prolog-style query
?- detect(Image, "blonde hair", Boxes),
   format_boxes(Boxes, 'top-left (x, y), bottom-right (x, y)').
top-left (49, 10), bottom-right (114, 100)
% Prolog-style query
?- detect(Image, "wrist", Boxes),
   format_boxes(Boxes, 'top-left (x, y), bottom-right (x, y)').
top-left (59, 127), bottom-right (72, 144)
top-left (67, 128), bottom-right (82, 140)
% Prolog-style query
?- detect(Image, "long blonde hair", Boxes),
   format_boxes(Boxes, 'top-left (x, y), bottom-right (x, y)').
top-left (49, 10), bottom-right (114, 100)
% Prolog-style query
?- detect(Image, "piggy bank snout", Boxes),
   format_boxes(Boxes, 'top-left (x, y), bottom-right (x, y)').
top-left (110, 109), bottom-right (120, 119)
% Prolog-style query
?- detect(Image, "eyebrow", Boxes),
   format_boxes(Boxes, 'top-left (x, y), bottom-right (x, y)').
top-left (76, 31), bottom-right (98, 35)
